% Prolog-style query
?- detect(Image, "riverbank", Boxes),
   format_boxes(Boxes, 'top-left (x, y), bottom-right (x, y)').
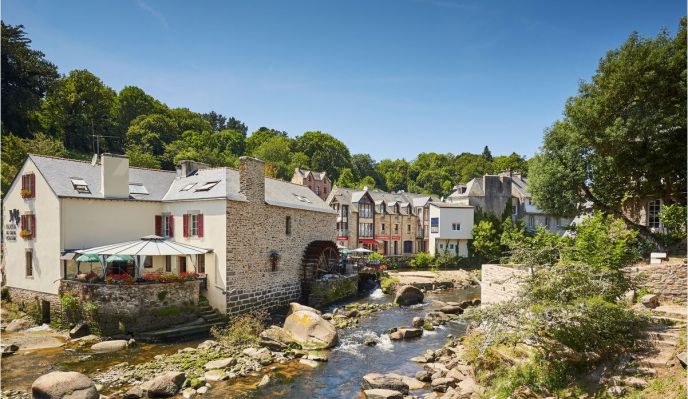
top-left (383, 269), bottom-right (478, 292)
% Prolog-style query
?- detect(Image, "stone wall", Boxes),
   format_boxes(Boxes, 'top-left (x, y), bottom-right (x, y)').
top-left (625, 259), bottom-right (687, 304)
top-left (5, 287), bottom-right (60, 324)
top-left (225, 157), bottom-right (337, 316)
top-left (480, 264), bottom-right (530, 305)
top-left (308, 274), bottom-right (359, 308)
top-left (59, 280), bottom-right (201, 335)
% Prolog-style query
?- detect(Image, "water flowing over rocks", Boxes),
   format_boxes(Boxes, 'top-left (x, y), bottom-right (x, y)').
top-left (31, 371), bottom-right (99, 399)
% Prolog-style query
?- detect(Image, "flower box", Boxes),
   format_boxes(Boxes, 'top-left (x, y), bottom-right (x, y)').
top-left (20, 189), bottom-right (33, 198)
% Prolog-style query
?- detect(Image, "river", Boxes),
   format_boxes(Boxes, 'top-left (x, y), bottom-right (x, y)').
top-left (2, 286), bottom-right (479, 398)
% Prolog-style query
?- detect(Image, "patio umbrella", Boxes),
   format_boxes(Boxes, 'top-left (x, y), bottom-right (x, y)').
top-left (339, 248), bottom-right (354, 255)
top-left (352, 247), bottom-right (373, 254)
top-left (76, 253), bottom-right (101, 262)
top-left (105, 254), bottom-right (134, 263)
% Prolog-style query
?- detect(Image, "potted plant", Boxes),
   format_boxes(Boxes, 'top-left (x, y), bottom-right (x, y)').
top-left (19, 229), bottom-right (32, 239)
top-left (20, 189), bottom-right (33, 198)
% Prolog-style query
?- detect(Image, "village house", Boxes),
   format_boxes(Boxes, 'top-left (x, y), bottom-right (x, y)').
top-left (448, 171), bottom-right (572, 235)
top-left (325, 186), bottom-right (436, 256)
top-left (291, 168), bottom-right (332, 201)
top-left (2, 153), bottom-right (337, 328)
top-left (428, 202), bottom-right (475, 257)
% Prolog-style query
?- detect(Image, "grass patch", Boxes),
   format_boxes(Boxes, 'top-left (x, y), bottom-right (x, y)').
top-left (211, 309), bottom-right (266, 349)
top-left (380, 275), bottom-right (400, 294)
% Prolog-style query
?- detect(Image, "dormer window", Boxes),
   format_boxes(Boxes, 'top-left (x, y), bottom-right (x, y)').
top-left (129, 183), bottom-right (149, 195)
top-left (380, 203), bottom-right (386, 214)
top-left (195, 181), bottom-right (219, 192)
top-left (180, 183), bottom-right (197, 191)
top-left (70, 178), bottom-right (90, 194)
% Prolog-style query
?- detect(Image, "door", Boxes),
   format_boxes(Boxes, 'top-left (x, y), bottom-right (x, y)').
top-left (41, 300), bottom-right (50, 324)
top-left (178, 256), bottom-right (187, 273)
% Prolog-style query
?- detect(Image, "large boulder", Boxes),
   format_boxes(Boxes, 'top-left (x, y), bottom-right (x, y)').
top-left (91, 340), bottom-right (129, 353)
top-left (283, 307), bottom-right (337, 349)
top-left (140, 371), bottom-right (186, 397)
top-left (203, 357), bottom-right (236, 370)
top-left (1, 343), bottom-right (19, 357)
top-left (6, 318), bottom-right (33, 332)
top-left (439, 305), bottom-right (463, 315)
top-left (361, 373), bottom-right (410, 394)
top-left (259, 325), bottom-right (301, 350)
top-left (394, 286), bottom-right (424, 306)
top-left (69, 322), bottom-right (89, 339)
top-left (287, 302), bottom-right (321, 315)
top-left (640, 294), bottom-right (659, 309)
top-left (363, 389), bottom-right (404, 399)
top-left (31, 371), bottom-right (98, 399)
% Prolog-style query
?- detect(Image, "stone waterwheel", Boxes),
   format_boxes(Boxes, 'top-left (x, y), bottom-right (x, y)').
top-left (300, 240), bottom-right (340, 303)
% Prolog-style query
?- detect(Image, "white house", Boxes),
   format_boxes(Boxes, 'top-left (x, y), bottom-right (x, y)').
top-left (2, 153), bottom-right (336, 323)
top-left (427, 203), bottom-right (474, 257)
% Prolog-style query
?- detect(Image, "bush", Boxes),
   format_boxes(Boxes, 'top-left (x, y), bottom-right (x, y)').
top-left (60, 293), bottom-right (81, 326)
top-left (105, 273), bottom-right (135, 285)
top-left (472, 220), bottom-right (502, 262)
top-left (379, 274), bottom-right (400, 293)
top-left (409, 252), bottom-right (432, 269)
top-left (211, 309), bottom-right (266, 348)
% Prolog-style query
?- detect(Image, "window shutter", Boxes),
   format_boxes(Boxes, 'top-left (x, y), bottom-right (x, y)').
top-left (21, 175), bottom-right (26, 191)
top-left (30, 215), bottom-right (35, 238)
top-left (29, 174), bottom-right (35, 197)
top-left (198, 214), bottom-right (204, 237)
top-left (183, 214), bottom-right (189, 238)
top-left (20, 215), bottom-right (25, 231)
top-left (155, 215), bottom-right (162, 236)
top-left (168, 215), bottom-right (174, 236)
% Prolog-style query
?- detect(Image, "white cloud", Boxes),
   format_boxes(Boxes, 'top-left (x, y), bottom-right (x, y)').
top-left (135, 0), bottom-right (168, 28)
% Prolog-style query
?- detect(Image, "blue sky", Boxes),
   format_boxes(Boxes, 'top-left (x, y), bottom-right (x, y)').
top-left (2, 0), bottom-right (684, 161)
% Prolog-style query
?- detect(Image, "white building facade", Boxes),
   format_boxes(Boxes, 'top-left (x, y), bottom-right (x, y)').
top-left (427, 203), bottom-right (474, 257)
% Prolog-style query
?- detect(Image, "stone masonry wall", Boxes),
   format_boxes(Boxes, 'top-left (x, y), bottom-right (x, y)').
top-left (226, 157), bottom-right (337, 316)
top-left (625, 259), bottom-right (687, 304)
top-left (481, 264), bottom-right (530, 305)
top-left (308, 274), bottom-right (359, 308)
top-left (60, 280), bottom-right (200, 334)
top-left (6, 287), bottom-right (61, 324)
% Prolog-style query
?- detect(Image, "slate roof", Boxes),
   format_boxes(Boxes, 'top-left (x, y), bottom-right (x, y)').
top-left (25, 155), bottom-right (334, 214)
top-left (328, 186), bottom-right (436, 214)
top-left (294, 168), bottom-right (328, 181)
top-left (429, 202), bottom-right (474, 208)
top-left (29, 154), bottom-right (175, 201)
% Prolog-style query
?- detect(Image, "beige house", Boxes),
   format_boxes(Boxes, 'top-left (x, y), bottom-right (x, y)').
top-left (2, 154), bottom-right (336, 320)
top-left (325, 187), bottom-right (436, 256)
top-left (291, 168), bottom-right (332, 201)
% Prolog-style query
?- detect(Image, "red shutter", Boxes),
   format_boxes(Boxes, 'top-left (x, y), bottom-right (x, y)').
top-left (155, 215), bottom-right (162, 236)
top-left (21, 175), bottom-right (26, 191)
top-left (168, 215), bottom-right (174, 237)
top-left (30, 215), bottom-right (35, 238)
top-left (183, 214), bottom-right (189, 238)
top-left (198, 214), bottom-right (204, 238)
top-left (20, 215), bottom-right (25, 231)
top-left (29, 174), bottom-right (35, 198)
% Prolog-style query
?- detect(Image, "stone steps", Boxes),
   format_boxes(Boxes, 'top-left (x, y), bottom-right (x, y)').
top-left (650, 315), bottom-right (687, 325)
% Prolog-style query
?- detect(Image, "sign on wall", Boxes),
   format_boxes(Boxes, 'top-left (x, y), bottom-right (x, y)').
top-left (5, 209), bottom-right (19, 241)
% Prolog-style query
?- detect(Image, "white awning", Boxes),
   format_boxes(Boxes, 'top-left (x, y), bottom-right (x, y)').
top-left (76, 235), bottom-right (213, 256)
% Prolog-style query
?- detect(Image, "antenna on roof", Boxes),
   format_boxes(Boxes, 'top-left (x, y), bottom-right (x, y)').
top-left (91, 154), bottom-right (98, 166)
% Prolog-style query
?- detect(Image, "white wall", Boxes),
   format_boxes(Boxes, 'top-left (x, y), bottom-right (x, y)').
top-left (3, 159), bottom-right (62, 294)
top-left (428, 206), bottom-right (474, 257)
top-left (162, 199), bottom-right (228, 312)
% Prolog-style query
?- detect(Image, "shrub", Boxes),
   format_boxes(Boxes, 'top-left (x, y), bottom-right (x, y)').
top-left (409, 252), bottom-right (432, 269)
top-left (60, 293), bottom-right (81, 326)
top-left (379, 274), bottom-right (400, 293)
top-left (658, 203), bottom-right (687, 247)
top-left (211, 309), bottom-right (266, 348)
top-left (367, 252), bottom-right (384, 263)
top-left (105, 273), bottom-right (135, 285)
top-left (472, 220), bottom-right (502, 262)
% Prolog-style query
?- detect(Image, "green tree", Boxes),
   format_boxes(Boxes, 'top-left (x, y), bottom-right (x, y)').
top-left (351, 154), bottom-right (381, 186)
top-left (252, 135), bottom-right (294, 180)
top-left (1, 133), bottom-right (66, 193)
top-left (376, 159), bottom-right (409, 192)
top-left (40, 69), bottom-right (117, 152)
top-left (358, 176), bottom-right (377, 190)
top-left (471, 220), bottom-right (502, 262)
top-left (293, 131), bottom-right (351, 181)
top-left (335, 168), bottom-right (356, 188)
top-left (1, 23), bottom-right (59, 136)
top-left (492, 152), bottom-right (528, 175)
top-left (245, 127), bottom-right (288, 155)
top-left (202, 112), bottom-right (248, 135)
top-left (482, 145), bottom-right (493, 162)
top-left (125, 114), bottom-right (179, 166)
top-left (168, 108), bottom-right (212, 134)
top-left (454, 152), bottom-right (493, 184)
top-left (658, 203), bottom-right (687, 242)
top-left (529, 19), bottom-right (687, 238)
top-left (115, 86), bottom-right (164, 139)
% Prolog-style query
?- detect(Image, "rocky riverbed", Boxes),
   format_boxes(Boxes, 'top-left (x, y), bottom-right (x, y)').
top-left (2, 283), bottom-right (481, 399)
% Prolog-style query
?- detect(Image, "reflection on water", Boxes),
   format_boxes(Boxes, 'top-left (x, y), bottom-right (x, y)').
top-left (2, 338), bottom-right (203, 392)
top-left (208, 286), bottom-right (480, 399)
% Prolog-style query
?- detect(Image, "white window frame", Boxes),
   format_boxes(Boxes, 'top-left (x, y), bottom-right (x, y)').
top-left (648, 199), bottom-right (662, 229)
top-left (189, 212), bottom-right (200, 236)
top-left (162, 213), bottom-right (171, 237)
top-left (451, 223), bottom-right (461, 231)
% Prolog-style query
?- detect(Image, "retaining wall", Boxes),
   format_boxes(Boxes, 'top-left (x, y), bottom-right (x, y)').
top-left (308, 274), bottom-right (359, 308)
top-left (625, 259), bottom-right (687, 304)
top-left (480, 264), bottom-right (530, 305)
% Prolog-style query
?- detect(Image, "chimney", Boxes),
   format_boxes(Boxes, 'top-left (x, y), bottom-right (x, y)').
top-left (239, 156), bottom-right (265, 203)
top-left (100, 153), bottom-right (129, 198)
top-left (177, 160), bottom-right (210, 177)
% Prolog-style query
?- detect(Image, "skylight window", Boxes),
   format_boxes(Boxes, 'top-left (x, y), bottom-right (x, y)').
top-left (292, 193), bottom-right (312, 203)
top-left (195, 181), bottom-right (219, 192)
top-left (180, 183), bottom-right (197, 191)
top-left (129, 184), bottom-right (149, 195)
top-left (70, 178), bottom-right (90, 194)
